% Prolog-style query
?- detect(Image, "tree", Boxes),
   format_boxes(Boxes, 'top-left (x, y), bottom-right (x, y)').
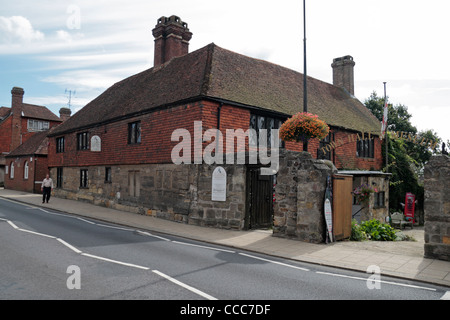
top-left (364, 92), bottom-right (441, 213)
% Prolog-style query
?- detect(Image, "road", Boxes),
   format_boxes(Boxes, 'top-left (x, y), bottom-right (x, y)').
top-left (1, 197), bottom-right (449, 306)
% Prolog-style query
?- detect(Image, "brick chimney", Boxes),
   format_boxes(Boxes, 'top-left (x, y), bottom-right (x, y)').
top-left (10, 87), bottom-right (24, 151)
top-left (331, 55), bottom-right (355, 95)
top-left (152, 15), bottom-right (192, 67)
top-left (59, 107), bottom-right (72, 122)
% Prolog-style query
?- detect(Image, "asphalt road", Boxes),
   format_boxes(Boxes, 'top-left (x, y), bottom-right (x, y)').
top-left (1, 197), bottom-right (449, 304)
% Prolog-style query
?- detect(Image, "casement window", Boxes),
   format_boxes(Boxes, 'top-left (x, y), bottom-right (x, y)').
top-left (80, 169), bottom-right (88, 188)
top-left (128, 121), bottom-right (141, 144)
top-left (318, 133), bottom-right (333, 161)
top-left (374, 191), bottom-right (385, 208)
top-left (28, 119), bottom-right (49, 132)
top-left (57, 167), bottom-right (63, 188)
top-left (356, 133), bottom-right (375, 158)
top-left (249, 114), bottom-right (284, 148)
top-left (105, 167), bottom-right (112, 183)
top-left (77, 132), bottom-right (89, 150)
top-left (56, 137), bottom-right (65, 153)
top-left (24, 161), bottom-right (29, 180)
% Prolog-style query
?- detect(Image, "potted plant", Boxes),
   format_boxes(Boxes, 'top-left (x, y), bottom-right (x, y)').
top-left (279, 112), bottom-right (330, 143)
top-left (352, 183), bottom-right (378, 205)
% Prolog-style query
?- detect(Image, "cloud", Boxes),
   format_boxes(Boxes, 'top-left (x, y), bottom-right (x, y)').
top-left (0, 16), bottom-right (44, 42)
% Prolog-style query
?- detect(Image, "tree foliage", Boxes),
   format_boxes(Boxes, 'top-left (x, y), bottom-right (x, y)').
top-left (364, 91), bottom-right (441, 212)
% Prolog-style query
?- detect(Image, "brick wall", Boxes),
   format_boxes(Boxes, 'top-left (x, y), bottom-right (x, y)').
top-left (4, 155), bottom-right (47, 193)
top-left (0, 116), bottom-right (12, 153)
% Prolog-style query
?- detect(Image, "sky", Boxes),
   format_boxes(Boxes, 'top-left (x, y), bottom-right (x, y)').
top-left (0, 0), bottom-right (449, 143)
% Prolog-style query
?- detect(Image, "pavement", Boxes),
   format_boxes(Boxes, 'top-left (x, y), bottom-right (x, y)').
top-left (1, 188), bottom-right (450, 289)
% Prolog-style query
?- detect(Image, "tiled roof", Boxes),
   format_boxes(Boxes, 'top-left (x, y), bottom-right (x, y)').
top-left (7, 130), bottom-right (50, 157)
top-left (22, 103), bottom-right (62, 122)
top-left (50, 43), bottom-right (381, 136)
top-left (0, 106), bottom-right (11, 119)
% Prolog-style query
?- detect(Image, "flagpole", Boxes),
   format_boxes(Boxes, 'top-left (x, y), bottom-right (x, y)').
top-left (384, 82), bottom-right (388, 172)
top-left (303, 0), bottom-right (308, 152)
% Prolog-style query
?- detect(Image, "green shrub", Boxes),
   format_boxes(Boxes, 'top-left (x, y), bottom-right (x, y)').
top-left (350, 219), bottom-right (367, 241)
top-left (360, 219), bottom-right (397, 241)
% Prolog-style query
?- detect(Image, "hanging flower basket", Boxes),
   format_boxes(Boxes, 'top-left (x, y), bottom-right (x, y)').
top-left (279, 112), bottom-right (330, 143)
top-left (352, 184), bottom-right (378, 205)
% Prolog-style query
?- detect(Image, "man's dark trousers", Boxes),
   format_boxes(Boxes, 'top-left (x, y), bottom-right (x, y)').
top-left (42, 187), bottom-right (51, 203)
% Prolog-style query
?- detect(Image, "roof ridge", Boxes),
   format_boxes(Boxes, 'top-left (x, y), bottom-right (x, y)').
top-left (200, 43), bottom-right (216, 96)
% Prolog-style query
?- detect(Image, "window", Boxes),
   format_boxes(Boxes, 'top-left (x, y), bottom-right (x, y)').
top-left (128, 121), bottom-right (141, 144)
top-left (10, 162), bottom-right (14, 179)
top-left (374, 191), bottom-right (385, 208)
top-left (249, 114), bottom-right (284, 148)
top-left (356, 133), bottom-right (374, 158)
top-left (57, 167), bottom-right (63, 188)
top-left (318, 133), bottom-right (333, 161)
top-left (80, 169), bottom-right (88, 188)
top-left (56, 137), bottom-right (65, 153)
top-left (105, 167), bottom-right (112, 183)
top-left (24, 161), bottom-right (29, 180)
top-left (77, 132), bottom-right (89, 150)
top-left (28, 119), bottom-right (49, 132)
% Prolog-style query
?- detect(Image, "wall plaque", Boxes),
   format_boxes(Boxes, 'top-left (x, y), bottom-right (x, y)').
top-left (91, 135), bottom-right (101, 152)
top-left (212, 166), bottom-right (226, 201)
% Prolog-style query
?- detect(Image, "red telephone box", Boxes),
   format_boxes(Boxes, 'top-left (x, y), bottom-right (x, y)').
top-left (404, 193), bottom-right (415, 223)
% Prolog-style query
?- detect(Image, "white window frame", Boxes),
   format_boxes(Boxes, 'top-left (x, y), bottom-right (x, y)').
top-left (24, 161), bottom-right (29, 179)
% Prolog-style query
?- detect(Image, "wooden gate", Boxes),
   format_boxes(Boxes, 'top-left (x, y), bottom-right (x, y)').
top-left (332, 174), bottom-right (353, 240)
top-left (246, 167), bottom-right (273, 229)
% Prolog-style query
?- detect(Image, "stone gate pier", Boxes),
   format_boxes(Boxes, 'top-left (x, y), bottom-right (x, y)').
top-left (424, 155), bottom-right (450, 261)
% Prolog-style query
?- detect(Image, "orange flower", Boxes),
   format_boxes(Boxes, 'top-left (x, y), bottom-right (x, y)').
top-left (280, 112), bottom-right (329, 142)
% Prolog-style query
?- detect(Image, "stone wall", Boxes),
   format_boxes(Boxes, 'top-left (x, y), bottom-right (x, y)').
top-left (51, 163), bottom-right (247, 230)
top-left (273, 149), bottom-right (336, 243)
top-left (424, 155), bottom-right (450, 261)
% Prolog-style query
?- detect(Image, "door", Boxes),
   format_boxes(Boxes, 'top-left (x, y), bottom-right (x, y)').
top-left (246, 167), bottom-right (273, 229)
top-left (332, 174), bottom-right (353, 240)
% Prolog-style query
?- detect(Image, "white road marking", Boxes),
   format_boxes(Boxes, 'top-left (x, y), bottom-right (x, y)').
top-left (56, 238), bottom-right (83, 254)
top-left (81, 253), bottom-right (150, 270)
top-left (316, 271), bottom-right (437, 291)
top-left (96, 223), bottom-right (134, 232)
top-left (441, 291), bottom-right (450, 300)
top-left (172, 240), bottom-right (235, 253)
top-left (7, 220), bottom-right (19, 229)
top-left (136, 230), bottom-right (171, 241)
top-left (76, 217), bottom-right (96, 224)
top-left (239, 253), bottom-right (310, 271)
top-left (152, 269), bottom-right (217, 300)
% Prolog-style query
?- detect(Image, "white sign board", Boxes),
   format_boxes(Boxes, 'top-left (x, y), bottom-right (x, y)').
top-left (91, 135), bottom-right (101, 152)
top-left (212, 166), bottom-right (226, 201)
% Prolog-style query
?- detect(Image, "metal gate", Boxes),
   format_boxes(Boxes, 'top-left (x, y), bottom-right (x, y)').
top-left (332, 174), bottom-right (353, 240)
top-left (246, 167), bottom-right (273, 229)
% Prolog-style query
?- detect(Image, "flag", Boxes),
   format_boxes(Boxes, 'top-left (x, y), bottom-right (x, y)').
top-left (381, 83), bottom-right (388, 139)
top-left (380, 100), bottom-right (388, 139)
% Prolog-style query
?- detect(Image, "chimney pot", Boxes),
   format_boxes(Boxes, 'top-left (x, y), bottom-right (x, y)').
top-left (331, 56), bottom-right (355, 95)
top-left (59, 107), bottom-right (72, 122)
top-left (152, 15), bottom-right (192, 67)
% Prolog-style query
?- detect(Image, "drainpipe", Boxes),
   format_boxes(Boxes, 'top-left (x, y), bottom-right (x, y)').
top-left (216, 102), bottom-right (223, 157)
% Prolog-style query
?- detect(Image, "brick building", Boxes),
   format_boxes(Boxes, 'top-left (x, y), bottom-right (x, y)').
top-left (47, 15), bottom-right (384, 229)
top-left (0, 87), bottom-right (62, 187)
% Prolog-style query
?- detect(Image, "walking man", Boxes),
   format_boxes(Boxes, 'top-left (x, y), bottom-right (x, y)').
top-left (41, 173), bottom-right (54, 204)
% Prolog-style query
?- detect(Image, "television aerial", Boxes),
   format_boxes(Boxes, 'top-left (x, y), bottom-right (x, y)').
top-left (65, 89), bottom-right (76, 110)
